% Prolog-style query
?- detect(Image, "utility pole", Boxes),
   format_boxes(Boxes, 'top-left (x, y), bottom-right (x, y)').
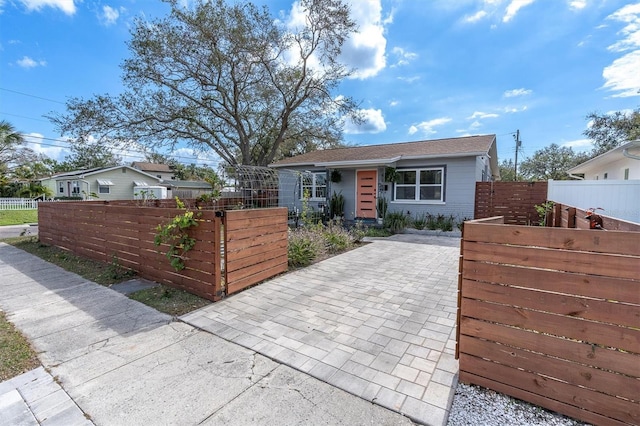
top-left (514, 130), bottom-right (521, 181)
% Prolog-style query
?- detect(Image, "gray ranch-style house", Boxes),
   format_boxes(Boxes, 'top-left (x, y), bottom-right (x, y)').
top-left (269, 134), bottom-right (499, 222)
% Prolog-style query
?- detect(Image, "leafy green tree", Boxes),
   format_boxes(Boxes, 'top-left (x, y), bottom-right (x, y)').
top-left (584, 108), bottom-right (640, 156)
top-left (519, 144), bottom-right (589, 181)
top-left (49, 0), bottom-right (359, 166)
top-left (498, 158), bottom-right (518, 181)
top-left (61, 140), bottom-right (122, 170)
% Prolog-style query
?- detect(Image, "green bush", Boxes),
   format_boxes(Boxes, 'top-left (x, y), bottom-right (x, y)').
top-left (322, 221), bottom-right (352, 253)
top-left (384, 212), bottom-right (409, 234)
top-left (287, 228), bottom-right (325, 267)
top-left (412, 213), bottom-right (427, 230)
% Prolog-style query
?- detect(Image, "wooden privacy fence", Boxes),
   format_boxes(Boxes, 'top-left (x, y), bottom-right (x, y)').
top-left (549, 202), bottom-right (640, 232)
top-left (38, 201), bottom-right (288, 301)
top-left (457, 217), bottom-right (640, 425)
top-left (475, 181), bottom-right (547, 225)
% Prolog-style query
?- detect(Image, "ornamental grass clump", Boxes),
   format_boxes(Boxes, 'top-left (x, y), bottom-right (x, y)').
top-left (287, 228), bottom-right (326, 267)
top-left (322, 220), bottom-right (352, 253)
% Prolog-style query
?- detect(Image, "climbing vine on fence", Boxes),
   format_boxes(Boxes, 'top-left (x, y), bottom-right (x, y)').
top-left (154, 197), bottom-right (200, 271)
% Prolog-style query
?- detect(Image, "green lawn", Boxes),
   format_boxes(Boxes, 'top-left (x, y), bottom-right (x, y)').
top-left (0, 210), bottom-right (38, 226)
top-left (0, 311), bottom-right (40, 381)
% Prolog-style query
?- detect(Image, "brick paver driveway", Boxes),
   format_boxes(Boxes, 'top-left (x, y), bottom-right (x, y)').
top-left (182, 234), bottom-right (461, 426)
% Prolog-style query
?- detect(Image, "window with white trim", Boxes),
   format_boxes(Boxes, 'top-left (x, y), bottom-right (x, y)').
top-left (394, 167), bottom-right (444, 202)
top-left (71, 180), bottom-right (80, 194)
top-left (300, 172), bottom-right (327, 200)
top-left (58, 182), bottom-right (64, 194)
top-left (97, 179), bottom-right (113, 194)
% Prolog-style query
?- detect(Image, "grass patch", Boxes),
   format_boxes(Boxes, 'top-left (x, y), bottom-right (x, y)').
top-left (128, 285), bottom-right (211, 316)
top-left (3, 237), bottom-right (210, 316)
top-left (0, 210), bottom-right (38, 226)
top-left (0, 311), bottom-right (40, 381)
top-left (364, 227), bottom-right (393, 238)
top-left (4, 237), bottom-right (135, 286)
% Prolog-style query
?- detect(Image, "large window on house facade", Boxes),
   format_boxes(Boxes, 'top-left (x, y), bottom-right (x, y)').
top-left (394, 167), bottom-right (444, 202)
top-left (300, 172), bottom-right (327, 200)
top-left (71, 180), bottom-right (80, 195)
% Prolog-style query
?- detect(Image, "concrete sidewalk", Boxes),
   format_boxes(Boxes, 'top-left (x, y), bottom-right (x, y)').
top-left (0, 243), bottom-right (414, 425)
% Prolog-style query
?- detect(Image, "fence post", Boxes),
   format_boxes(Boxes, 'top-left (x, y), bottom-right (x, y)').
top-left (567, 207), bottom-right (576, 228)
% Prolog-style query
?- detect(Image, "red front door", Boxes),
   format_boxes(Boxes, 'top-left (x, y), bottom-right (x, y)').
top-left (356, 170), bottom-right (377, 219)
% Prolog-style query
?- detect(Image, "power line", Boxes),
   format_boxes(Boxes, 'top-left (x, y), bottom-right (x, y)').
top-left (0, 111), bottom-right (51, 123)
top-left (19, 133), bottom-right (221, 166)
top-left (0, 87), bottom-right (66, 105)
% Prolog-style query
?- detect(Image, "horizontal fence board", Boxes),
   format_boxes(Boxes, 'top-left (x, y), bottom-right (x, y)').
top-left (462, 260), bottom-right (640, 305)
top-left (226, 253), bottom-right (289, 283)
top-left (460, 317), bottom-right (640, 377)
top-left (461, 279), bottom-right (640, 329)
top-left (225, 222), bottom-right (288, 242)
top-left (464, 223), bottom-right (640, 256)
top-left (458, 371), bottom-right (629, 426)
top-left (463, 241), bottom-right (639, 280)
top-left (459, 335), bottom-right (639, 401)
top-left (226, 239), bottom-right (288, 260)
top-left (226, 247), bottom-right (288, 273)
top-left (461, 298), bottom-right (639, 354)
top-left (226, 261), bottom-right (288, 295)
top-left (226, 233), bottom-right (287, 253)
top-left (459, 354), bottom-right (639, 425)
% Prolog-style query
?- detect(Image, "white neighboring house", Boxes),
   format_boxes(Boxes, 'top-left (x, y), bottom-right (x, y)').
top-left (41, 166), bottom-right (166, 200)
top-left (549, 141), bottom-right (640, 224)
top-left (566, 141), bottom-right (640, 180)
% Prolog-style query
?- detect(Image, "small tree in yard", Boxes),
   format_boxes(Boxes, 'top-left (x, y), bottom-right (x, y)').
top-left (49, 0), bottom-right (360, 167)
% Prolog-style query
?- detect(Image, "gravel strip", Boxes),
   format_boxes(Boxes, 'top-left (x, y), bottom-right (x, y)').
top-left (447, 383), bottom-right (591, 426)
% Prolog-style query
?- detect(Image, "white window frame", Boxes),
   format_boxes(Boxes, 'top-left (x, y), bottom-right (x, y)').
top-left (58, 182), bottom-right (64, 194)
top-left (71, 180), bottom-right (80, 194)
top-left (98, 185), bottom-right (111, 194)
top-left (300, 172), bottom-right (327, 201)
top-left (393, 167), bottom-right (445, 203)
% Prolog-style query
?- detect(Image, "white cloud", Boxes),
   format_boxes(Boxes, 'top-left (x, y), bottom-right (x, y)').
top-left (568, 0), bottom-right (587, 11)
top-left (503, 106), bottom-right (528, 113)
top-left (389, 100), bottom-right (399, 107)
top-left (408, 117), bottom-right (452, 136)
top-left (607, 3), bottom-right (640, 53)
top-left (602, 50), bottom-right (640, 97)
top-left (503, 88), bottom-right (532, 97)
top-left (341, 0), bottom-right (387, 79)
top-left (16, 56), bottom-right (46, 68)
top-left (467, 111), bottom-right (500, 119)
top-left (603, 4), bottom-right (640, 97)
top-left (561, 138), bottom-right (592, 152)
top-left (286, 0), bottom-right (387, 80)
top-left (470, 120), bottom-right (482, 129)
top-left (343, 108), bottom-right (386, 134)
top-left (503, 0), bottom-right (535, 23)
top-left (463, 10), bottom-right (488, 23)
top-left (23, 133), bottom-right (68, 161)
top-left (390, 47), bottom-right (418, 67)
top-left (100, 5), bottom-right (120, 26)
top-left (398, 75), bottom-right (420, 83)
top-left (19, 0), bottom-right (76, 15)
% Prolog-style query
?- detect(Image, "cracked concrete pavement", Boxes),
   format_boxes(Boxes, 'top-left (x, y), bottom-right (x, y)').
top-left (0, 242), bottom-right (415, 425)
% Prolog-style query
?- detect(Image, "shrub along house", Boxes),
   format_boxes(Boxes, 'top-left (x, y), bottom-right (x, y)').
top-left (269, 134), bottom-right (499, 222)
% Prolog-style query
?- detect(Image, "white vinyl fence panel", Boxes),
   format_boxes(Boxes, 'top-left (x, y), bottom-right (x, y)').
top-left (0, 198), bottom-right (39, 210)
top-left (547, 179), bottom-right (640, 224)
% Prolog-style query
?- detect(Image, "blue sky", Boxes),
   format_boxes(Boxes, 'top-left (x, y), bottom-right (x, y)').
top-left (1, 0), bottom-right (639, 169)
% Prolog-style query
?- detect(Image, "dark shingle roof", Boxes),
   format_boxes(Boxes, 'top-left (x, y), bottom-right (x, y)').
top-left (131, 162), bottom-right (174, 173)
top-left (270, 134), bottom-right (496, 167)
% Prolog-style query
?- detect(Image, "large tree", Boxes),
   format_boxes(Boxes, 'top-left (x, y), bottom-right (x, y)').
top-left (518, 144), bottom-right (589, 181)
top-left (49, 0), bottom-right (359, 167)
top-left (583, 108), bottom-right (640, 156)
